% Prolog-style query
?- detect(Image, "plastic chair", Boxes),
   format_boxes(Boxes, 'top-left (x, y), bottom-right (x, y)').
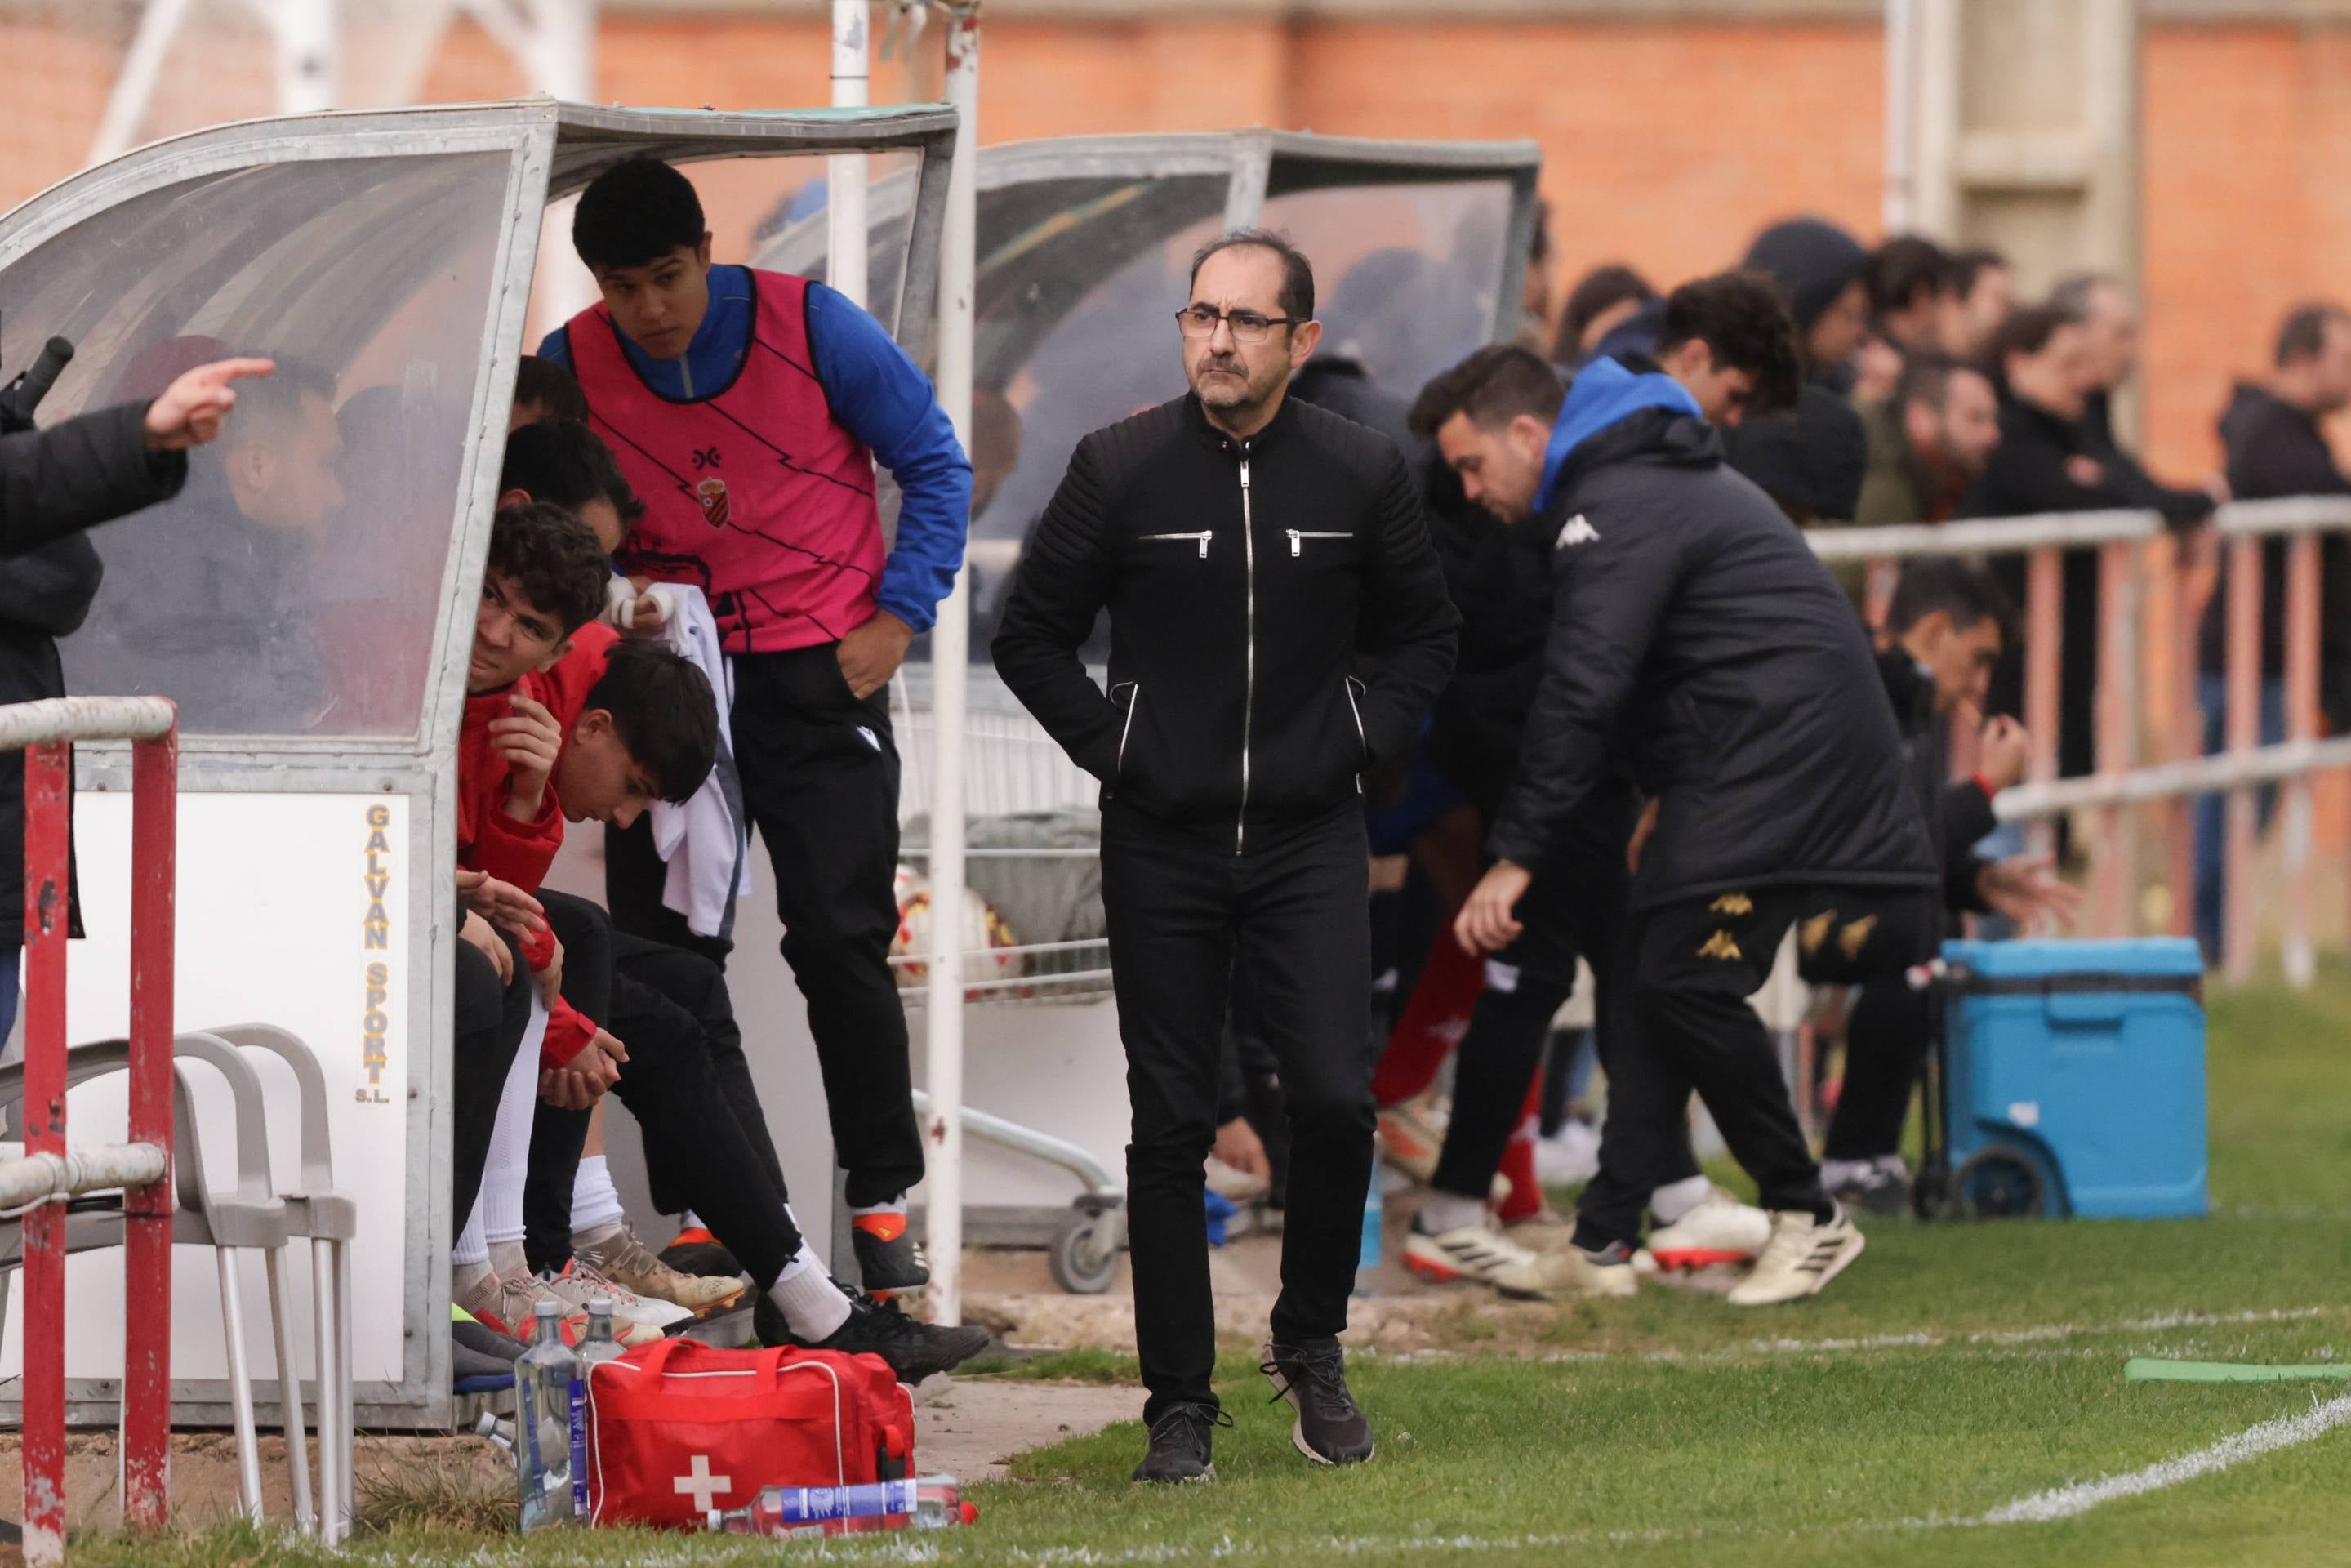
top-left (203, 1024), bottom-right (354, 1540)
top-left (0, 1034), bottom-right (305, 1527)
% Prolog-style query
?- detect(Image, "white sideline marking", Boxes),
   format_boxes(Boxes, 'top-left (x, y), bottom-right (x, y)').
top-left (1979, 1389), bottom-right (2351, 1525)
top-left (1463, 1305), bottom-right (2338, 1366)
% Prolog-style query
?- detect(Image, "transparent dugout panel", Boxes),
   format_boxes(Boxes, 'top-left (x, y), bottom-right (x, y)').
top-left (1257, 177), bottom-right (1516, 412)
top-left (0, 152), bottom-right (514, 737)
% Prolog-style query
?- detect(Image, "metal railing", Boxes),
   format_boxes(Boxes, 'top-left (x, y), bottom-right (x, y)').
top-left (876, 497), bottom-right (2351, 1003)
top-left (1810, 493), bottom-right (2351, 987)
top-left (0, 696), bottom-right (178, 1564)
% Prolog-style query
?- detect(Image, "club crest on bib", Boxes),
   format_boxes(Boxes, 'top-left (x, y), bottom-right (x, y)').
top-left (694, 475), bottom-right (731, 528)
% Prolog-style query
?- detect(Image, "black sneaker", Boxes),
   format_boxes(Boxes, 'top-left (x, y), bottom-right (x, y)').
top-left (757, 1289), bottom-right (991, 1383)
top-left (658, 1227), bottom-right (744, 1282)
top-left (1825, 1166), bottom-right (1911, 1220)
top-left (1132, 1401), bottom-right (1231, 1484)
top-left (851, 1213), bottom-right (931, 1294)
top-left (1262, 1339), bottom-right (1375, 1466)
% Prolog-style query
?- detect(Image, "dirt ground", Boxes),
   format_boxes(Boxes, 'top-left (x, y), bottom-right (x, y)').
top-left (0, 1379), bottom-right (1138, 1535)
top-left (964, 1192), bottom-right (1741, 1360)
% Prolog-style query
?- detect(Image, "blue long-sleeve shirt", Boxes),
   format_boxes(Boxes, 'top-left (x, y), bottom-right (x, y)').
top-left (540, 267), bottom-right (972, 634)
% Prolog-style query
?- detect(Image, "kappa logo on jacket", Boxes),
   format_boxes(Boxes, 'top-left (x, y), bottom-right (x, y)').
top-left (1555, 514), bottom-right (1601, 550)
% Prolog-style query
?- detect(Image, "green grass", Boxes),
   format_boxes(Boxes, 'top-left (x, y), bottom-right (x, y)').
top-left (67, 964), bottom-right (2351, 1566)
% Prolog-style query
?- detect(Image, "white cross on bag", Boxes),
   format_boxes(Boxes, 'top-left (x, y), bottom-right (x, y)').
top-left (673, 1454), bottom-right (733, 1512)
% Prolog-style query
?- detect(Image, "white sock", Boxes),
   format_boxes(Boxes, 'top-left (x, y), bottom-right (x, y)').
top-left (681, 1209), bottom-right (708, 1234)
top-left (453, 1199), bottom-right (490, 1267)
top-left (1650, 1174), bottom-right (1714, 1226)
top-left (569, 1156), bottom-right (627, 1235)
top-left (848, 1196), bottom-right (907, 1219)
top-left (480, 1001), bottom-right (540, 1270)
top-left (1417, 1192), bottom-right (1487, 1235)
top-left (1819, 1157), bottom-right (1872, 1188)
top-left (765, 1244), bottom-right (853, 1341)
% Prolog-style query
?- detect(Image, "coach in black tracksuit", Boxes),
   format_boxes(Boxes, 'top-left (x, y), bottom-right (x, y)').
top-left (1432, 317), bottom-right (1935, 1306)
top-left (995, 232), bottom-right (1457, 1481)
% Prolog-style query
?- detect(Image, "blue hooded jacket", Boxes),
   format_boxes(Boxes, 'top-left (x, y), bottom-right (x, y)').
top-left (1534, 355), bottom-right (1702, 515)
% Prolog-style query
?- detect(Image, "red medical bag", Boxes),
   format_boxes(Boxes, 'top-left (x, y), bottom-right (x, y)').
top-left (583, 1337), bottom-right (915, 1528)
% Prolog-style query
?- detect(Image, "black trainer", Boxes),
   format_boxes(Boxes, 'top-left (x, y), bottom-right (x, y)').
top-left (1262, 1339), bottom-right (1375, 1466)
top-left (658, 1228), bottom-right (744, 1282)
top-left (1132, 1402), bottom-right (1231, 1484)
top-left (851, 1214), bottom-right (932, 1294)
top-left (756, 1288), bottom-right (991, 1383)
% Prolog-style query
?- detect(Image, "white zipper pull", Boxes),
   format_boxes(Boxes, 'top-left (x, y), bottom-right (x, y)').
top-left (1288, 529), bottom-right (1302, 558)
top-left (1198, 532), bottom-right (1212, 559)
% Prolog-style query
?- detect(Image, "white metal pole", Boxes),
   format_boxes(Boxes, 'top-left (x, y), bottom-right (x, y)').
top-left (530, 0), bottom-right (599, 100)
top-left (273, 0), bottom-right (341, 114)
top-left (90, 0), bottom-right (195, 164)
top-left (830, 1), bottom-right (872, 309)
top-left (924, 1), bottom-right (979, 1330)
top-left (1882, 0), bottom-right (1917, 234)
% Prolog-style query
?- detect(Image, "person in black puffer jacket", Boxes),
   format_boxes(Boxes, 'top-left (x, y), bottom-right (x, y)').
top-left (994, 231), bottom-right (1457, 1483)
top-left (1430, 274), bottom-right (1935, 1310)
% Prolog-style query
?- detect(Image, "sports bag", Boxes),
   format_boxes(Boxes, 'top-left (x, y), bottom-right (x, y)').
top-left (584, 1337), bottom-right (915, 1528)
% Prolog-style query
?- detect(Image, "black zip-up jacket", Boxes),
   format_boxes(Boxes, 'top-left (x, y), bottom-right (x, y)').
top-left (2197, 384), bottom-right (2351, 719)
top-left (0, 401), bottom-right (187, 559)
top-left (0, 533), bottom-right (104, 948)
top-left (1961, 393), bottom-right (2208, 777)
top-left (1875, 649), bottom-right (1996, 922)
top-left (1426, 496), bottom-right (1641, 859)
top-left (992, 392), bottom-right (1459, 844)
top-left (1489, 406), bottom-right (1934, 906)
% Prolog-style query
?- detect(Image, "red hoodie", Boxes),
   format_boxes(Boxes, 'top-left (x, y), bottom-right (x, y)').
top-left (458, 624), bottom-right (620, 1068)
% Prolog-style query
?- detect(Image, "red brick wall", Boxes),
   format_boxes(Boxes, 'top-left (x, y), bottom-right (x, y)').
top-left (2, 11), bottom-right (2345, 484)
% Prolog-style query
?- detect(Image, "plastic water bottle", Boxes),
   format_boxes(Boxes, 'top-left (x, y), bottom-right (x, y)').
top-left (514, 1299), bottom-right (581, 1532)
top-left (569, 1298), bottom-right (625, 1518)
top-left (1355, 1133), bottom-right (1384, 1296)
top-left (704, 1476), bottom-right (976, 1536)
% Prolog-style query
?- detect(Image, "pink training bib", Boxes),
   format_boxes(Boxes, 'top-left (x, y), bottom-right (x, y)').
top-left (570, 270), bottom-right (884, 654)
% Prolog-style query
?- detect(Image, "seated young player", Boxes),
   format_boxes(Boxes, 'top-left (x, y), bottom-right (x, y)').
top-left (452, 501), bottom-right (677, 1343)
top-left (1820, 560), bottom-right (2078, 1212)
top-left (511, 354), bottom-right (589, 431)
top-left (458, 503), bottom-right (986, 1376)
top-left (493, 421), bottom-right (781, 1294)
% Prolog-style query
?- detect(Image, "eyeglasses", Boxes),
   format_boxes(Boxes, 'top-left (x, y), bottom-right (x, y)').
top-left (1175, 304), bottom-right (1303, 344)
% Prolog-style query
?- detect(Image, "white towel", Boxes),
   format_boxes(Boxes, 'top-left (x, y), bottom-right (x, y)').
top-left (636, 584), bottom-right (755, 939)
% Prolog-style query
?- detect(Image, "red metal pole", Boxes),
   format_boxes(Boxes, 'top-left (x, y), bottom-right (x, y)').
top-left (20, 743), bottom-right (69, 1566)
top-left (2283, 537), bottom-right (2320, 987)
top-left (2224, 535), bottom-right (2263, 982)
top-left (2024, 547), bottom-right (2064, 858)
top-left (121, 721), bottom-right (177, 1530)
top-left (2166, 537), bottom-right (2201, 939)
top-left (2093, 540), bottom-right (2139, 935)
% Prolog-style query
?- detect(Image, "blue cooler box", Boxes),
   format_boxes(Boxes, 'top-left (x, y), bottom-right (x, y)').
top-left (1939, 938), bottom-right (2208, 1219)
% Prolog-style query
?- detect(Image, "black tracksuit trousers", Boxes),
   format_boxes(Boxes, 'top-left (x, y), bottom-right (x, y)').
top-left (605, 641), bottom-right (924, 1209)
top-left (1822, 978), bottom-right (1932, 1162)
top-left (1572, 884), bottom-right (1935, 1252)
top-left (1102, 802), bottom-right (1375, 1423)
top-left (452, 929), bottom-right (533, 1242)
top-left (1424, 815), bottom-right (1703, 1206)
top-left (523, 892), bottom-right (804, 1290)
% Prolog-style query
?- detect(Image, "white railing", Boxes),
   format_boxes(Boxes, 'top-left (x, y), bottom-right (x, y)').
top-left (1811, 493), bottom-right (2351, 987)
top-left (879, 496), bottom-right (2351, 1002)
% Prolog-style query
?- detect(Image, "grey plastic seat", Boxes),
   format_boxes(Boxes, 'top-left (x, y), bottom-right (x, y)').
top-left (203, 1023), bottom-right (355, 1539)
top-left (0, 1033), bottom-right (307, 1527)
